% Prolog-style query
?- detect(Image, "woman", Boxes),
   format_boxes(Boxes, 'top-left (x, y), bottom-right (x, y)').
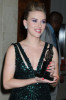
top-left (3, 1), bottom-right (59, 100)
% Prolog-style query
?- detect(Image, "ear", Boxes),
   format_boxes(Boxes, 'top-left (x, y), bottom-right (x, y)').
top-left (23, 19), bottom-right (27, 28)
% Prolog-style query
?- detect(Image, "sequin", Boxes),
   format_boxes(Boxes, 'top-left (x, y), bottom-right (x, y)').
top-left (9, 43), bottom-right (52, 100)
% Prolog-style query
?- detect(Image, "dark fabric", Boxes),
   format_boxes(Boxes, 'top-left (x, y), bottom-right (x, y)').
top-left (9, 42), bottom-right (53, 100)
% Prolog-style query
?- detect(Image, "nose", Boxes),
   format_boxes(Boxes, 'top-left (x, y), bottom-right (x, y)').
top-left (38, 22), bottom-right (42, 28)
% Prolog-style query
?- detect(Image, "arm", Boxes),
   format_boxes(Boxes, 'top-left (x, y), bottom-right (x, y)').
top-left (50, 46), bottom-right (59, 87)
top-left (3, 45), bottom-right (37, 90)
top-left (3, 45), bottom-right (57, 90)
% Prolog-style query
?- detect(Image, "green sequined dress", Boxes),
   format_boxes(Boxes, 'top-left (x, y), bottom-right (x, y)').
top-left (9, 42), bottom-right (52, 100)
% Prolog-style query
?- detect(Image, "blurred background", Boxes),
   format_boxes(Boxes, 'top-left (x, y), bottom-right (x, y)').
top-left (0, 0), bottom-right (66, 100)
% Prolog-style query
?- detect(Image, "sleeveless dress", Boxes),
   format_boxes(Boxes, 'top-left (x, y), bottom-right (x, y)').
top-left (9, 42), bottom-right (53, 100)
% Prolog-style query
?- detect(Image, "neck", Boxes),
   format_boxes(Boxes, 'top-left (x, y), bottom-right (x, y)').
top-left (25, 34), bottom-right (41, 47)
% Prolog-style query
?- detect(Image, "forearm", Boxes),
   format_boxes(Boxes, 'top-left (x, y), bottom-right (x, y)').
top-left (50, 65), bottom-right (59, 87)
top-left (3, 78), bottom-right (37, 89)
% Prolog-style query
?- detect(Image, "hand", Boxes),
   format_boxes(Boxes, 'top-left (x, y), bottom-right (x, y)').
top-left (51, 75), bottom-right (59, 87)
top-left (46, 61), bottom-right (55, 77)
top-left (35, 77), bottom-right (56, 84)
top-left (49, 75), bottom-right (59, 87)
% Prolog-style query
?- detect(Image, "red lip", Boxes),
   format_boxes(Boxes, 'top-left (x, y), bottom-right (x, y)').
top-left (35, 29), bottom-right (41, 33)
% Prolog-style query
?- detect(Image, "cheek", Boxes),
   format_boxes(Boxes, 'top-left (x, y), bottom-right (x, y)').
top-left (41, 24), bottom-right (46, 33)
top-left (28, 21), bottom-right (35, 29)
top-left (42, 24), bottom-right (46, 30)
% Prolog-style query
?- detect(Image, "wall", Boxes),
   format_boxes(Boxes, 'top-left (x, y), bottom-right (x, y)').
top-left (51, 0), bottom-right (66, 24)
top-left (0, 0), bottom-right (18, 100)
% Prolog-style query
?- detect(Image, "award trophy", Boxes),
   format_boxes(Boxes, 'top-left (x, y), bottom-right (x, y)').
top-left (35, 47), bottom-right (54, 81)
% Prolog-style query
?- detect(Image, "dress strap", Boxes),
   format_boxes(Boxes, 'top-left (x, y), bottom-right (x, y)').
top-left (11, 43), bottom-right (18, 52)
top-left (37, 42), bottom-right (48, 71)
top-left (11, 43), bottom-right (22, 60)
top-left (17, 42), bottom-right (48, 71)
top-left (11, 43), bottom-right (19, 53)
top-left (16, 43), bottom-right (31, 69)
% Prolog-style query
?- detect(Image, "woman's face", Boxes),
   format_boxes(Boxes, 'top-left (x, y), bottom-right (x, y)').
top-left (24, 11), bottom-right (46, 38)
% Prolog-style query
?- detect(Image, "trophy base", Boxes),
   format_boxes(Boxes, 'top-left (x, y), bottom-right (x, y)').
top-left (35, 72), bottom-right (54, 81)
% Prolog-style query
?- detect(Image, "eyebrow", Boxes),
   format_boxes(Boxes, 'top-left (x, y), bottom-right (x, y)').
top-left (31, 18), bottom-right (46, 20)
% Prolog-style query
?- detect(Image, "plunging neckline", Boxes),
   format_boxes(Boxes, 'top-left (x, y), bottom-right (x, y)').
top-left (17, 42), bottom-right (48, 71)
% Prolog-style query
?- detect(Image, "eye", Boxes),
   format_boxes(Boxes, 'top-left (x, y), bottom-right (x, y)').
top-left (32, 19), bottom-right (37, 23)
top-left (41, 20), bottom-right (46, 24)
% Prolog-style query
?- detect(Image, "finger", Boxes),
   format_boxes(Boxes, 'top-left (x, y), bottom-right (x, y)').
top-left (53, 76), bottom-right (59, 85)
top-left (53, 75), bottom-right (59, 80)
top-left (46, 69), bottom-right (54, 74)
top-left (43, 79), bottom-right (56, 84)
top-left (47, 66), bottom-right (55, 70)
top-left (48, 63), bottom-right (55, 68)
top-left (50, 72), bottom-right (54, 77)
top-left (48, 64), bottom-right (55, 67)
top-left (47, 65), bottom-right (55, 69)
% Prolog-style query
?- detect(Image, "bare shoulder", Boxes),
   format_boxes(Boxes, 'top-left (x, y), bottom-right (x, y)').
top-left (6, 44), bottom-right (15, 57)
top-left (7, 44), bottom-right (15, 52)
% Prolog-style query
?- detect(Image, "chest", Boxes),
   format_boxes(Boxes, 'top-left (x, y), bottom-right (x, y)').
top-left (22, 47), bottom-right (44, 70)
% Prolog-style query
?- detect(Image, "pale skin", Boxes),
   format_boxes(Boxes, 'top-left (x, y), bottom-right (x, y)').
top-left (3, 11), bottom-right (59, 89)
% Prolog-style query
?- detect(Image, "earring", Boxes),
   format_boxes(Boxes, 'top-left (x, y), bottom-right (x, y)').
top-left (25, 26), bottom-right (27, 29)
